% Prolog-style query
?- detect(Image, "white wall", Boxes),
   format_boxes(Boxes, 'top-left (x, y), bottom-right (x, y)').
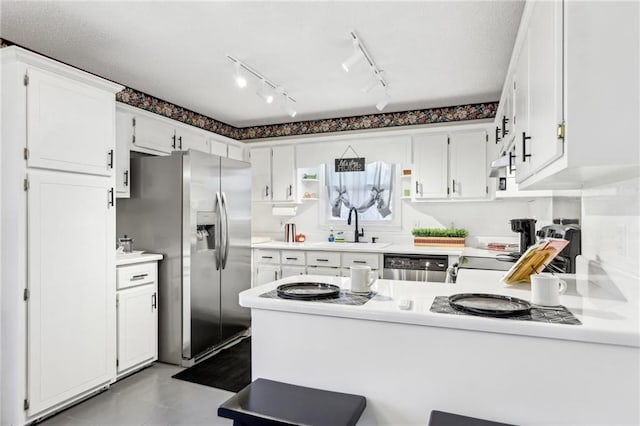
top-left (253, 195), bottom-right (581, 247)
top-left (581, 177), bottom-right (640, 276)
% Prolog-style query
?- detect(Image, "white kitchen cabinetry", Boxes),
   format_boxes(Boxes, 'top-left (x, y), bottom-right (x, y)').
top-left (250, 145), bottom-right (296, 203)
top-left (281, 266), bottom-right (307, 278)
top-left (115, 108), bottom-right (131, 198)
top-left (449, 131), bottom-right (488, 199)
top-left (227, 144), bottom-right (245, 161)
top-left (254, 264), bottom-right (281, 286)
top-left (116, 261), bottom-right (158, 377)
top-left (132, 113), bottom-right (175, 154)
top-left (129, 109), bottom-right (213, 155)
top-left (1, 46), bottom-right (122, 425)
top-left (27, 171), bottom-right (116, 415)
top-left (25, 67), bottom-right (116, 177)
top-left (412, 133), bottom-right (449, 199)
top-left (509, 1), bottom-right (639, 189)
top-left (210, 138), bottom-right (228, 157)
top-left (175, 124), bottom-right (210, 153)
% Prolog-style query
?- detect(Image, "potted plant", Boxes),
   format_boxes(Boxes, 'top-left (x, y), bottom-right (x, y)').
top-left (411, 228), bottom-right (469, 247)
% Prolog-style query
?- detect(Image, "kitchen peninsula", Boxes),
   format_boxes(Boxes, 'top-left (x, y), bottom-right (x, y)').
top-left (240, 257), bottom-right (639, 426)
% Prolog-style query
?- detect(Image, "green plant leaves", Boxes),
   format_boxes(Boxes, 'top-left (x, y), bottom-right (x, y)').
top-left (411, 228), bottom-right (469, 238)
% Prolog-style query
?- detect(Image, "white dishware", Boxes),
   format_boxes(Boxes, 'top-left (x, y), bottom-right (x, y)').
top-left (350, 265), bottom-right (377, 293)
top-left (531, 273), bottom-right (567, 306)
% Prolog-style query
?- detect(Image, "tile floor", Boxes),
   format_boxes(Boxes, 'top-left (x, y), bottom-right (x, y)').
top-left (39, 363), bottom-right (234, 426)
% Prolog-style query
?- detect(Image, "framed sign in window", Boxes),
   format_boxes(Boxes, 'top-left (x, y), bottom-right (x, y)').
top-left (335, 157), bottom-right (365, 173)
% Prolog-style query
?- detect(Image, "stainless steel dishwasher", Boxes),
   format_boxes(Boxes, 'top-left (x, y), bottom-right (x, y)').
top-left (382, 254), bottom-right (449, 282)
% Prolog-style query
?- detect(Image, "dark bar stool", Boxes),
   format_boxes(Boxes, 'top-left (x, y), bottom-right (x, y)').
top-left (429, 410), bottom-right (516, 426)
top-left (218, 378), bottom-right (367, 426)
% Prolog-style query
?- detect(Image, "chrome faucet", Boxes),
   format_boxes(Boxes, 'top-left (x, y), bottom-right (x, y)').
top-left (347, 207), bottom-right (365, 243)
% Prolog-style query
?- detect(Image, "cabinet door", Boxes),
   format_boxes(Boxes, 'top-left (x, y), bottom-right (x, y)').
top-left (176, 125), bottom-right (210, 153)
top-left (117, 285), bottom-right (157, 373)
top-left (306, 266), bottom-right (341, 277)
top-left (27, 171), bottom-right (115, 415)
top-left (26, 67), bottom-right (115, 176)
top-left (132, 114), bottom-right (175, 154)
top-left (450, 131), bottom-right (488, 199)
top-left (514, 32), bottom-right (532, 182)
top-left (281, 265), bottom-right (306, 278)
top-left (527, 0), bottom-right (563, 174)
top-left (254, 264), bottom-right (280, 286)
top-left (115, 109), bottom-right (131, 197)
top-left (210, 139), bottom-right (228, 157)
top-left (271, 145), bottom-right (296, 201)
top-left (228, 145), bottom-right (244, 161)
top-left (250, 147), bottom-right (272, 201)
top-left (413, 134), bottom-right (449, 199)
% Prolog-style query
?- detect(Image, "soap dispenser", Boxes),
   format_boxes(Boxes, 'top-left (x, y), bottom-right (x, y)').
top-left (328, 228), bottom-right (335, 242)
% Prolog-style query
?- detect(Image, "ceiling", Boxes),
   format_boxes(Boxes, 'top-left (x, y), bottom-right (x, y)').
top-left (0, 1), bottom-right (524, 128)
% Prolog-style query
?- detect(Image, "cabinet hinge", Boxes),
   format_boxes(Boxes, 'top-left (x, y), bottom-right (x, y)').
top-left (23, 178), bottom-right (29, 191)
top-left (132, 117), bottom-right (136, 127)
top-left (447, 187), bottom-right (450, 195)
top-left (447, 137), bottom-right (450, 145)
top-left (513, 81), bottom-right (516, 90)
top-left (23, 288), bottom-right (30, 301)
top-left (23, 148), bottom-right (29, 160)
top-left (23, 74), bottom-right (29, 86)
top-left (116, 359), bottom-right (119, 367)
top-left (557, 121), bottom-right (566, 139)
top-left (486, 186), bottom-right (489, 194)
top-left (485, 134), bottom-right (488, 142)
top-left (23, 398), bottom-right (29, 410)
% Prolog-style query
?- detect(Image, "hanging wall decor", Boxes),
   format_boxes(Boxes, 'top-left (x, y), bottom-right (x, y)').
top-left (335, 145), bottom-right (365, 172)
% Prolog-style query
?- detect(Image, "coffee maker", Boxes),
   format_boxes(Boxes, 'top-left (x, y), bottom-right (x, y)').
top-left (510, 218), bottom-right (537, 255)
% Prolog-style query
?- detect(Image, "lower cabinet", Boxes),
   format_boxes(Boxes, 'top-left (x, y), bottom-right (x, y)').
top-left (281, 265), bottom-right (306, 278)
top-left (306, 265), bottom-right (342, 277)
top-left (116, 260), bottom-right (158, 377)
top-left (254, 264), bottom-right (281, 287)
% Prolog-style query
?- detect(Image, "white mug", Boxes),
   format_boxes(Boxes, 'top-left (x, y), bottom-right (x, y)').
top-left (350, 265), bottom-right (377, 293)
top-left (531, 273), bottom-right (567, 306)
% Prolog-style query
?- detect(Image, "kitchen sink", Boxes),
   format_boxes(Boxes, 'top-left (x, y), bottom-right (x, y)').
top-left (309, 241), bottom-right (391, 249)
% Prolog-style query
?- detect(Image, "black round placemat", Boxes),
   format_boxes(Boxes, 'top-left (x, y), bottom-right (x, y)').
top-left (448, 293), bottom-right (532, 317)
top-left (276, 283), bottom-right (341, 300)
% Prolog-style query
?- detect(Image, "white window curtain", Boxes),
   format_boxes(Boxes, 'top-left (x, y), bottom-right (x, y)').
top-left (326, 161), bottom-right (395, 221)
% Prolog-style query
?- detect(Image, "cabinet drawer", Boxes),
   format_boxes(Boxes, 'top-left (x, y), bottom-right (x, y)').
top-left (117, 262), bottom-right (156, 290)
top-left (306, 265), bottom-right (341, 277)
top-left (281, 251), bottom-right (305, 266)
top-left (255, 250), bottom-right (280, 264)
top-left (306, 251), bottom-right (340, 267)
top-left (342, 252), bottom-right (380, 269)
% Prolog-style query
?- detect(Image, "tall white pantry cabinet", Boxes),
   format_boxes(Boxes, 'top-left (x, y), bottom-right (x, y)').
top-left (1, 47), bottom-right (123, 425)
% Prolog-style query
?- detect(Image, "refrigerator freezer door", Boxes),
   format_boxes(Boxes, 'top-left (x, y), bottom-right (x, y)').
top-left (184, 151), bottom-right (223, 360)
top-left (220, 157), bottom-right (252, 341)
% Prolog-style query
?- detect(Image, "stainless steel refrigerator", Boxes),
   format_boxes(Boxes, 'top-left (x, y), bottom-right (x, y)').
top-left (117, 150), bottom-right (251, 366)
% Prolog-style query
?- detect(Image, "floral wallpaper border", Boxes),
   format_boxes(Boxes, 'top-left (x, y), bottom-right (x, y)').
top-left (1, 38), bottom-right (497, 141)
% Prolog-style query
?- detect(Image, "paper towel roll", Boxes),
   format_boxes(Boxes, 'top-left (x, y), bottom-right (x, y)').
top-left (272, 206), bottom-right (297, 216)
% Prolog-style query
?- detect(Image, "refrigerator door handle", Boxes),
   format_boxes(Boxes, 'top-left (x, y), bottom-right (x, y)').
top-left (214, 191), bottom-right (222, 270)
top-left (221, 192), bottom-right (230, 269)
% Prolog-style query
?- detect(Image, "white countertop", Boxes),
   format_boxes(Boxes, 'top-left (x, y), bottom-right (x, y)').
top-left (240, 269), bottom-right (640, 348)
top-left (116, 252), bottom-right (163, 266)
top-left (251, 241), bottom-right (505, 258)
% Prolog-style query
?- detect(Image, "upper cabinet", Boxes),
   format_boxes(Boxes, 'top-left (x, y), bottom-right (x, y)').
top-left (25, 67), bottom-right (116, 177)
top-left (131, 114), bottom-right (176, 154)
top-left (450, 131), bottom-right (488, 199)
top-left (250, 145), bottom-right (296, 203)
top-left (175, 125), bottom-right (209, 153)
top-left (412, 129), bottom-right (489, 201)
top-left (115, 108), bottom-right (131, 198)
top-left (507, 0), bottom-right (639, 189)
top-left (412, 134), bottom-right (449, 199)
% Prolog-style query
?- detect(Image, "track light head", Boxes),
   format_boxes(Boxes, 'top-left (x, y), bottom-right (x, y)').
top-left (376, 92), bottom-right (390, 111)
top-left (234, 62), bottom-right (247, 88)
top-left (282, 95), bottom-right (297, 118)
top-left (342, 48), bottom-right (364, 72)
top-left (257, 80), bottom-right (274, 104)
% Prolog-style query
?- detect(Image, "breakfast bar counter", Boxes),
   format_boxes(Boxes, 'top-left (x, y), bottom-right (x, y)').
top-left (240, 262), bottom-right (640, 425)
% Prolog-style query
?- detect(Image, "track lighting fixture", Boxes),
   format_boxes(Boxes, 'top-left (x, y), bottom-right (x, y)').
top-left (343, 30), bottom-right (391, 111)
top-left (257, 80), bottom-right (274, 104)
top-left (227, 55), bottom-right (296, 114)
top-left (376, 92), bottom-right (390, 111)
top-left (234, 62), bottom-right (247, 88)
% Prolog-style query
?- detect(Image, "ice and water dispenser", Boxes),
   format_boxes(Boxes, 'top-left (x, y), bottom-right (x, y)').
top-left (196, 211), bottom-right (217, 251)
